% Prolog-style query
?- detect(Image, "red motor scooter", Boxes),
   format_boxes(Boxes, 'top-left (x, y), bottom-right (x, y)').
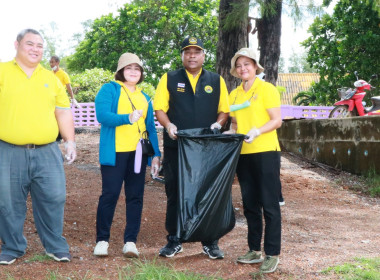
top-left (329, 73), bottom-right (380, 118)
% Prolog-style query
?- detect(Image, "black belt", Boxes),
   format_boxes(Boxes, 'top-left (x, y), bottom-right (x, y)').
top-left (0, 140), bottom-right (50, 149)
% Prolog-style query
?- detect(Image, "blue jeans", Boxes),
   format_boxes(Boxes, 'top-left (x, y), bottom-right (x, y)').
top-left (0, 140), bottom-right (69, 257)
top-left (96, 152), bottom-right (147, 244)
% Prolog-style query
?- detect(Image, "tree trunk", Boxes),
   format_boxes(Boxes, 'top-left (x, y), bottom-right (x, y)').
top-left (217, 0), bottom-right (249, 92)
top-left (256, 0), bottom-right (282, 86)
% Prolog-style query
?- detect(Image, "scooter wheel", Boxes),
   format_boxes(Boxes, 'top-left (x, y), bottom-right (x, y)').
top-left (329, 105), bottom-right (355, 118)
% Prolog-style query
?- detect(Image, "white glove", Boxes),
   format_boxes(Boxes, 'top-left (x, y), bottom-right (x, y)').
top-left (245, 128), bottom-right (261, 143)
top-left (64, 141), bottom-right (77, 164)
top-left (151, 156), bottom-right (161, 178)
top-left (71, 98), bottom-right (81, 108)
top-left (166, 123), bottom-right (177, 140)
top-left (129, 109), bottom-right (143, 123)
top-left (222, 129), bottom-right (236, 134)
top-left (210, 122), bottom-right (222, 130)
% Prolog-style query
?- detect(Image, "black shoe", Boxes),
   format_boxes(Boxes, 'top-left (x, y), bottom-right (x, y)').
top-left (159, 242), bottom-right (183, 258)
top-left (46, 252), bottom-right (72, 262)
top-left (0, 254), bottom-right (17, 265)
top-left (202, 245), bottom-right (224, 259)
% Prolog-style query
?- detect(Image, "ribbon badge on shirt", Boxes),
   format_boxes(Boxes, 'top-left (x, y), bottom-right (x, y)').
top-left (204, 85), bottom-right (213, 94)
top-left (177, 82), bottom-right (185, 93)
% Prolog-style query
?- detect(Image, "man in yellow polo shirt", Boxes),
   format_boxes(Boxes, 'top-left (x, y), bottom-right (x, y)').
top-left (154, 36), bottom-right (230, 260)
top-left (50, 55), bottom-right (80, 107)
top-left (0, 29), bottom-right (76, 265)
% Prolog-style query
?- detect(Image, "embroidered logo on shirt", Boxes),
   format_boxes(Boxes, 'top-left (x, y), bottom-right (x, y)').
top-left (204, 85), bottom-right (213, 94)
top-left (45, 84), bottom-right (49, 88)
top-left (177, 82), bottom-right (185, 92)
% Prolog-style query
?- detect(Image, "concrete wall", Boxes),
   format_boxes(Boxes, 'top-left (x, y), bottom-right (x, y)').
top-left (277, 116), bottom-right (380, 175)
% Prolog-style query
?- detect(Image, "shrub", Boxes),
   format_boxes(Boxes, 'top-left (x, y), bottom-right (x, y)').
top-left (71, 68), bottom-right (156, 102)
top-left (71, 68), bottom-right (114, 102)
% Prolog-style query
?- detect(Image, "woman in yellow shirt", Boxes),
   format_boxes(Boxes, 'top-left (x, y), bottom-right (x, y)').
top-left (93, 53), bottom-right (161, 258)
top-left (226, 48), bottom-right (282, 273)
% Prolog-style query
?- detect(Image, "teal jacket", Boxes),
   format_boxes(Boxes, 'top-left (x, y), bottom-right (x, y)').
top-left (95, 81), bottom-right (161, 166)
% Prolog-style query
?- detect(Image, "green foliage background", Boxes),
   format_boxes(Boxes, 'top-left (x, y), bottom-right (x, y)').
top-left (301, 0), bottom-right (380, 105)
top-left (71, 68), bottom-right (156, 102)
top-left (67, 0), bottom-right (219, 87)
top-left (71, 68), bottom-right (114, 102)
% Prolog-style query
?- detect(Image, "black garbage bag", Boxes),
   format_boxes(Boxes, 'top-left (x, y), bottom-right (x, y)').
top-left (176, 128), bottom-right (245, 242)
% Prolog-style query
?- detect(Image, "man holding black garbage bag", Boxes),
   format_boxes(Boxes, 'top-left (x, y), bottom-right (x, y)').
top-left (154, 36), bottom-right (230, 259)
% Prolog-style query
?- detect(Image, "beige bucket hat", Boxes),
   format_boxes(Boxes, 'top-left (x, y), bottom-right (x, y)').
top-left (230, 48), bottom-right (264, 78)
top-left (116, 52), bottom-right (143, 73)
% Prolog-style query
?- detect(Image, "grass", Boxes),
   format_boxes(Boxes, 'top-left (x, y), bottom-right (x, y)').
top-left (365, 168), bottom-right (380, 197)
top-left (322, 257), bottom-right (380, 280)
top-left (24, 253), bottom-right (52, 263)
top-left (118, 259), bottom-right (224, 280)
top-left (1, 259), bottom-right (223, 280)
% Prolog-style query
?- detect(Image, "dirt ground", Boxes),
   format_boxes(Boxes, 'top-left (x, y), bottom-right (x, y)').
top-left (1, 131), bottom-right (379, 280)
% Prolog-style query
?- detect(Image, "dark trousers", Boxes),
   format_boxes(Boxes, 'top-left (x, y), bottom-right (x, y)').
top-left (236, 151), bottom-right (282, 256)
top-left (96, 152), bottom-right (147, 244)
top-left (163, 147), bottom-right (217, 246)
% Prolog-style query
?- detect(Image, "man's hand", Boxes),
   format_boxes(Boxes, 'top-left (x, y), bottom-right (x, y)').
top-left (151, 156), bottom-right (161, 178)
top-left (64, 140), bottom-right (77, 164)
top-left (245, 128), bottom-right (261, 143)
top-left (166, 123), bottom-right (177, 140)
top-left (210, 122), bottom-right (222, 130)
top-left (71, 98), bottom-right (81, 108)
top-left (129, 110), bottom-right (143, 123)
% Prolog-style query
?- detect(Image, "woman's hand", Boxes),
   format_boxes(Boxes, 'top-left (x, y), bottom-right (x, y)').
top-left (245, 128), bottom-right (261, 143)
top-left (151, 156), bottom-right (161, 178)
top-left (129, 109), bottom-right (143, 123)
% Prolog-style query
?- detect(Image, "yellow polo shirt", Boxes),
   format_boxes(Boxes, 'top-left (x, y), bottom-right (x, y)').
top-left (54, 68), bottom-right (71, 86)
top-left (0, 60), bottom-right (70, 145)
top-left (115, 81), bottom-right (148, 152)
top-left (230, 78), bottom-right (281, 154)
top-left (154, 69), bottom-right (230, 113)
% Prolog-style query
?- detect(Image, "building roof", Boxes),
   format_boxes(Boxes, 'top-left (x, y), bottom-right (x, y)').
top-left (277, 73), bottom-right (320, 105)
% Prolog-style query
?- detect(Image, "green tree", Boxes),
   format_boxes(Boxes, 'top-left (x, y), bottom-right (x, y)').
top-left (287, 50), bottom-right (317, 73)
top-left (39, 22), bottom-right (61, 68)
top-left (67, 0), bottom-right (219, 87)
top-left (302, 0), bottom-right (380, 105)
top-left (218, 0), bottom-right (324, 87)
top-left (217, 0), bottom-right (249, 92)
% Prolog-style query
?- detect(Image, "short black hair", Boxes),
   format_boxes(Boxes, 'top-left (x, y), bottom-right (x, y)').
top-left (114, 66), bottom-right (144, 84)
top-left (16, 29), bottom-right (43, 43)
top-left (50, 55), bottom-right (60, 63)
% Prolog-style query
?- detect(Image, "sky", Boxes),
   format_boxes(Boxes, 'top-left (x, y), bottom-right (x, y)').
top-left (0, 0), bottom-right (331, 65)
top-left (0, 0), bottom-right (127, 61)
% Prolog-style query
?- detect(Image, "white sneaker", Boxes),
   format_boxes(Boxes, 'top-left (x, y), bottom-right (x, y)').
top-left (122, 242), bottom-right (139, 258)
top-left (94, 241), bottom-right (109, 256)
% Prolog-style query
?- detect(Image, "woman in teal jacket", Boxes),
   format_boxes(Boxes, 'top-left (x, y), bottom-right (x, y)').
top-left (93, 53), bottom-right (161, 258)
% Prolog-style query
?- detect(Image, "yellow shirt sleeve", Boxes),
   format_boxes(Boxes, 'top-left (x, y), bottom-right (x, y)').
top-left (153, 73), bottom-right (170, 112)
top-left (218, 76), bottom-right (230, 113)
top-left (55, 69), bottom-right (71, 86)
